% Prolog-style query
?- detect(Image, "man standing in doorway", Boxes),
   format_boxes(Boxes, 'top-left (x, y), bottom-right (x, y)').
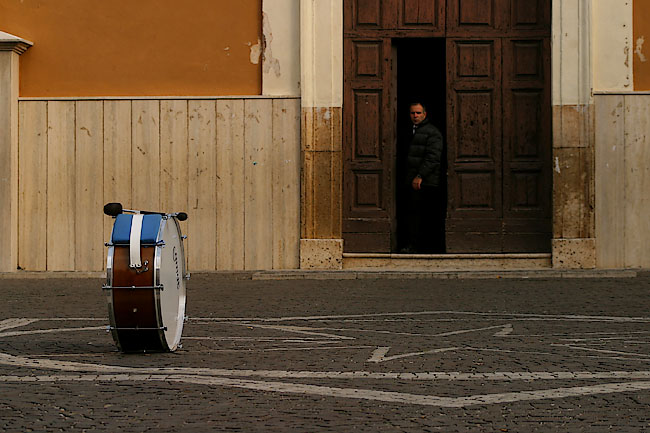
top-left (400, 102), bottom-right (444, 254)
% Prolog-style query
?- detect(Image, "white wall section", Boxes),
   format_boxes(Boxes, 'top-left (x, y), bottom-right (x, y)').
top-left (552, 0), bottom-right (593, 105)
top-left (300, 0), bottom-right (342, 108)
top-left (262, 0), bottom-right (301, 96)
top-left (593, 0), bottom-right (634, 92)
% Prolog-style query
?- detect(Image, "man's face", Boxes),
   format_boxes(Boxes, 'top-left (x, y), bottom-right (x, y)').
top-left (410, 104), bottom-right (426, 125)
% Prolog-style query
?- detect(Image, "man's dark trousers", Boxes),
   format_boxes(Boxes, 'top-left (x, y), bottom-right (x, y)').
top-left (405, 185), bottom-right (443, 253)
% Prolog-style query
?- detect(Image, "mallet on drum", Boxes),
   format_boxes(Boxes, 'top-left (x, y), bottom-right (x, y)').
top-left (104, 202), bottom-right (188, 221)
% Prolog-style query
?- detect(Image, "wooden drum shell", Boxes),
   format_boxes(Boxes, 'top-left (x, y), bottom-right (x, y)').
top-left (107, 246), bottom-right (166, 352)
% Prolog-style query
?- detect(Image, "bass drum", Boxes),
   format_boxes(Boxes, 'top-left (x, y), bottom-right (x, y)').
top-left (105, 214), bottom-right (187, 352)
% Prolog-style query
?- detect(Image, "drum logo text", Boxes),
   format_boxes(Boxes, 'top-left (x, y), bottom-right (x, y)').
top-left (173, 246), bottom-right (181, 290)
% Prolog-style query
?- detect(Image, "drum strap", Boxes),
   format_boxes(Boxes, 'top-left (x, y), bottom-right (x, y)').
top-left (129, 214), bottom-right (144, 268)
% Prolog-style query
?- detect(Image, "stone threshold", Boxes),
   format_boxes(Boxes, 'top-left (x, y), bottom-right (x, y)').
top-left (251, 269), bottom-right (637, 280)
top-left (343, 253), bottom-right (552, 271)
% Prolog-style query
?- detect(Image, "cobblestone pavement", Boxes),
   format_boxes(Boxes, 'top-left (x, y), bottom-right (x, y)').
top-left (1, 273), bottom-right (650, 432)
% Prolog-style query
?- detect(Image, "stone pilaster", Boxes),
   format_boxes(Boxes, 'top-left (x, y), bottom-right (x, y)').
top-left (551, 0), bottom-right (596, 269)
top-left (0, 32), bottom-right (32, 272)
top-left (299, 0), bottom-right (343, 269)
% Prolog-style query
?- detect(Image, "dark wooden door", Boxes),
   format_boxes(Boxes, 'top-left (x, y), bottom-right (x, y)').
top-left (445, 37), bottom-right (504, 251)
top-left (342, 37), bottom-right (396, 252)
top-left (343, 0), bottom-right (551, 253)
top-left (445, 0), bottom-right (551, 252)
top-left (343, 0), bottom-right (445, 252)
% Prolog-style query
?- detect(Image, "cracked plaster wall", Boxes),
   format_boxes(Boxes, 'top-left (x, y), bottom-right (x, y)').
top-left (0, 0), bottom-right (262, 96)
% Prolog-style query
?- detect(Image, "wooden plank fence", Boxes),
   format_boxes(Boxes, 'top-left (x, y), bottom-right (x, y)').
top-left (595, 94), bottom-right (650, 268)
top-left (17, 98), bottom-right (301, 271)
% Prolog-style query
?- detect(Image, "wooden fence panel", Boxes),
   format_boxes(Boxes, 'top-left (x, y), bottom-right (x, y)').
top-left (244, 99), bottom-right (274, 270)
top-left (160, 100), bottom-right (189, 269)
top-left (132, 100), bottom-right (160, 211)
top-left (75, 101), bottom-right (104, 271)
top-left (216, 100), bottom-right (246, 270)
top-left (594, 95), bottom-right (625, 268)
top-left (161, 100), bottom-right (189, 214)
top-left (47, 101), bottom-right (76, 271)
top-left (623, 95), bottom-right (650, 267)
top-left (272, 99), bottom-right (301, 269)
top-left (188, 100), bottom-right (217, 270)
top-left (18, 101), bottom-right (48, 270)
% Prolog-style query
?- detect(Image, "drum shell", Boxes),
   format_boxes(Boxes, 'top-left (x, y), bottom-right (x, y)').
top-left (108, 246), bottom-right (166, 352)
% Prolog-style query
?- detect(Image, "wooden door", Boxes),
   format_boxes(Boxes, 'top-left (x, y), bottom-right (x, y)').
top-left (342, 38), bottom-right (396, 252)
top-left (501, 37), bottom-right (552, 251)
top-left (343, 0), bottom-right (445, 252)
top-left (446, 37), bottom-right (504, 251)
top-left (445, 0), bottom-right (551, 252)
top-left (343, 0), bottom-right (551, 253)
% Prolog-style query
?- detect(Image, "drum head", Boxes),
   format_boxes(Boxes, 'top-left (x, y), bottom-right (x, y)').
top-left (155, 217), bottom-right (187, 351)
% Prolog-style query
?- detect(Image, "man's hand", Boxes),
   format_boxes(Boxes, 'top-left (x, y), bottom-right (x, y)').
top-left (412, 176), bottom-right (422, 190)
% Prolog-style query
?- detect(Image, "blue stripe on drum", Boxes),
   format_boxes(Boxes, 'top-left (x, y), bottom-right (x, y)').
top-left (111, 214), bottom-right (163, 244)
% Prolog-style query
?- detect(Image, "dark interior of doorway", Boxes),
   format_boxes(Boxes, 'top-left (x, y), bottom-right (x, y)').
top-left (394, 38), bottom-right (447, 254)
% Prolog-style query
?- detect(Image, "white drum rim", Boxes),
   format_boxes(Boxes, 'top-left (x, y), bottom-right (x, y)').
top-left (153, 216), bottom-right (187, 351)
top-left (105, 245), bottom-right (119, 348)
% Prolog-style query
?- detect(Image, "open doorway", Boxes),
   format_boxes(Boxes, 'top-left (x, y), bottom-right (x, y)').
top-left (394, 38), bottom-right (447, 254)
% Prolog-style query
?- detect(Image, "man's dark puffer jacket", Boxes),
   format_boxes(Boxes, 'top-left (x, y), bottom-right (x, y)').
top-left (406, 119), bottom-right (443, 187)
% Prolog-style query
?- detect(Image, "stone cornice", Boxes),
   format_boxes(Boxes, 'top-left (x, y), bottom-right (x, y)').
top-left (0, 31), bottom-right (33, 54)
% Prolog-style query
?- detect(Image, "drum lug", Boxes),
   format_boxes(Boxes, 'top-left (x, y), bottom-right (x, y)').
top-left (129, 260), bottom-right (149, 274)
top-left (181, 235), bottom-right (187, 240)
top-left (184, 273), bottom-right (191, 280)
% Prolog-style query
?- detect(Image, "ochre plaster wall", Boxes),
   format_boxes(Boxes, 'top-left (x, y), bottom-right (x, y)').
top-left (634, 0), bottom-right (650, 90)
top-left (0, 0), bottom-right (261, 96)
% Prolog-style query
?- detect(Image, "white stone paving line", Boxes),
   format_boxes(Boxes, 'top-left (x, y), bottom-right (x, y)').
top-left (552, 344), bottom-right (650, 358)
top-left (0, 318), bottom-right (39, 331)
top-left (464, 346), bottom-right (650, 363)
top-left (368, 346), bottom-right (461, 363)
top-left (0, 326), bottom-right (106, 338)
top-left (1, 373), bottom-right (650, 408)
top-left (3, 352), bottom-right (650, 381)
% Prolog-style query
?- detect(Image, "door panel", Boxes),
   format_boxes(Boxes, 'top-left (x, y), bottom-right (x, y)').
top-left (510, 0), bottom-right (551, 34)
top-left (446, 38), bottom-right (503, 250)
top-left (353, 91), bottom-right (383, 158)
top-left (502, 37), bottom-right (552, 251)
top-left (398, 0), bottom-right (445, 33)
top-left (345, 0), bottom-right (398, 32)
top-left (447, 0), bottom-right (508, 36)
top-left (345, 0), bottom-right (385, 31)
top-left (446, 35), bottom-right (551, 252)
top-left (456, 91), bottom-right (496, 159)
top-left (343, 38), bottom-right (395, 252)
